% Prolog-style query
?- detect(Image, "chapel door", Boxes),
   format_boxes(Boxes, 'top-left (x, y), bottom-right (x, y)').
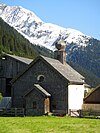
top-left (44, 97), bottom-right (50, 114)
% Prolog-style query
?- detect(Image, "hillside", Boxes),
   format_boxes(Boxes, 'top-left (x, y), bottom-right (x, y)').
top-left (0, 17), bottom-right (53, 58)
top-left (66, 40), bottom-right (100, 87)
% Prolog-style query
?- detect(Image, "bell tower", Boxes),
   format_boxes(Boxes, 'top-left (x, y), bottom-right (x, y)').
top-left (54, 40), bottom-right (66, 65)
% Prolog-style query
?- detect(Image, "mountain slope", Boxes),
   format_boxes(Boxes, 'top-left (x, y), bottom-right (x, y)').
top-left (0, 4), bottom-right (100, 87)
top-left (0, 17), bottom-right (53, 58)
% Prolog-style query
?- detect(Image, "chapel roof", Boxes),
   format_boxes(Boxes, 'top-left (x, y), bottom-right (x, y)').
top-left (11, 55), bottom-right (84, 84)
top-left (41, 55), bottom-right (84, 83)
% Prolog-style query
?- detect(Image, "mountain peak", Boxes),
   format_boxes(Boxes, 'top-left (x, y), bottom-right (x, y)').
top-left (0, 4), bottom-right (94, 50)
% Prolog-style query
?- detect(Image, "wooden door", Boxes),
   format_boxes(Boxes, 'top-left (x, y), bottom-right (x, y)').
top-left (44, 97), bottom-right (50, 114)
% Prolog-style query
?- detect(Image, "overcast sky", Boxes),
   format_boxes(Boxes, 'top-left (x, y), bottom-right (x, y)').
top-left (0, 0), bottom-right (100, 39)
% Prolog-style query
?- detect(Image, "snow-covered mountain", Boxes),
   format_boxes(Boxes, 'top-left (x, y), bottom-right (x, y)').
top-left (0, 4), bottom-right (100, 87)
top-left (0, 4), bottom-right (91, 51)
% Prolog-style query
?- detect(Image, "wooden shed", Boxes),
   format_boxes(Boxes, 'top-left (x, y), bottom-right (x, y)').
top-left (83, 85), bottom-right (100, 111)
top-left (84, 85), bottom-right (100, 104)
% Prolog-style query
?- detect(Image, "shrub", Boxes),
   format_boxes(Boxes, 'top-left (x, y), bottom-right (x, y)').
top-left (0, 93), bottom-right (2, 101)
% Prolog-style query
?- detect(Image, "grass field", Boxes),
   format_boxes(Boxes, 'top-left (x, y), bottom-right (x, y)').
top-left (0, 116), bottom-right (100, 133)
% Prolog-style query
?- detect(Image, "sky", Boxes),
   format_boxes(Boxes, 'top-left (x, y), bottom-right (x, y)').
top-left (0, 0), bottom-right (100, 39)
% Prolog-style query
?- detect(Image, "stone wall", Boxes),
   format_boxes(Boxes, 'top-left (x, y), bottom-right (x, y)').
top-left (82, 104), bottom-right (100, 111)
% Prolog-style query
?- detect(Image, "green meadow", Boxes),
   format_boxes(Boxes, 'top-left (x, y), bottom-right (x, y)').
top-left (0, 116), bottom-right (100, 133)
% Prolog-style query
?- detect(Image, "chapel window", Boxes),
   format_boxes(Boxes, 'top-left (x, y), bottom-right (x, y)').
top-left (37, 75), bottom-right (45, 82)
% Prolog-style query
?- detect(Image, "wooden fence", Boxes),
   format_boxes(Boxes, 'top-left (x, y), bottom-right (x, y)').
top-left (0, 108), bottom-right (25, 116)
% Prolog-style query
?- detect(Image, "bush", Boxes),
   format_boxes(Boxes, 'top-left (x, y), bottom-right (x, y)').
top-left (0, 93), bottom-right (2, 101)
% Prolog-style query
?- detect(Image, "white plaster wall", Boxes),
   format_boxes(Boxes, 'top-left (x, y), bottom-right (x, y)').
top-left (68, 84), bottom-right (84, 110)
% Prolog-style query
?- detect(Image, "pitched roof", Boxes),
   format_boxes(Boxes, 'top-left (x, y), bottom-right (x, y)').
top-left (11, 55), bottom-right (84, 84)
top-left (1, 53), bottom-right (33, 64)
top-left (41, 56), bottom-right (84, 83)
top-left (24, 84), bottom-right (51, 97)
top-left (84, 84), bottom-right (100, 101)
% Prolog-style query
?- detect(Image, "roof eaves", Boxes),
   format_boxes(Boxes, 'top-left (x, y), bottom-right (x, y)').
top-left (69, 80), bottom-right (85, 85)
top-left (34, 84), bottom-right (51, 97)
top-left (5, 53), bottom-right (33, 64)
